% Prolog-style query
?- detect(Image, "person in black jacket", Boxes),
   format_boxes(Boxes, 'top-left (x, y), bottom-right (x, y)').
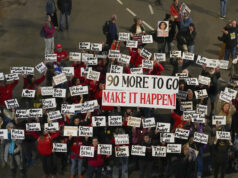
top-left (185, 23), bottom-right (196, 53)
top-left (57, 0), bottom-right (72, 31)
top-left (170, 57), bottom-right (193, 76)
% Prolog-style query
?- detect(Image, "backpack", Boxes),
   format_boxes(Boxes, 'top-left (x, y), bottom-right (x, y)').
top-left (40, 26), bottom-right (46, 38)
top-left (102, 20), bottom-right (110, 35)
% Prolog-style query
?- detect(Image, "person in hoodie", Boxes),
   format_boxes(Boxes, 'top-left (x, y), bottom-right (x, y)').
top-left (57, 0), bottom-right (72, 31)
top-left (43, 15), bottom-right (55, 55)
top-left (180, 12), bottom-right (193, 32)
top-left (46, 0), bottom-right (58, 28)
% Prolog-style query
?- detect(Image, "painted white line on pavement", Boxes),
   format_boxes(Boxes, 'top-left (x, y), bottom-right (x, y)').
top-left (142, 21), bottom-right (154, 31)
top-left (148, 4), bottom-right (154, 15)
top-left (116, 0), bottom-right (123, 5)
top-left (126, 8), bottom-right (136, 17)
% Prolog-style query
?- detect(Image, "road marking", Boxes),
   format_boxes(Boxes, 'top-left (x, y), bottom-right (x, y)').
top-left (116, 0), bottom-right (123, 5)
top-left (126, 8), bottom-right (136, 17)
top-left (148, 4), bottom-right (154, 15)
top-left (142, 21), bottom-right (155, 31)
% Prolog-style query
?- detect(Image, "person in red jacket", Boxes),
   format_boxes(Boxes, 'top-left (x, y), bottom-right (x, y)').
top-left (128, 48), bottom-right (144, 67)
top-left (0, 79), bottom-right (19, 107)
top-left (170, 0), bottom-right (182, 32)
top-left (23, 71), bottom-right (46, 90)
top-left (171, 111), bottom-right (187, 131)
top-left (54, 43), bottom-right (69, 66)
top-left (37, 130), bottom-right (59, 178)
top-left (43, 15), bottom-right (55, 55)
top-left (151, 60), bottom-right (164, 75)
top-left (87, 137), bottom-right (106, 178)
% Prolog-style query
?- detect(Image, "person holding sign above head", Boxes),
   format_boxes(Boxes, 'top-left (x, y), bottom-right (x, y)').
top-left (54, 43), bottom-right (69, 67)
top-left (23, 71), bottom-right (46, 90)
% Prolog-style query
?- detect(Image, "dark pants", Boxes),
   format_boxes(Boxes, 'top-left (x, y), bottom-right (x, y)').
top-left (214, 160), bottom-right (226, 178)
top-left (41, 154), bottom-right (56, 176)
top-left (86, 165), bottom-right (102, 178)
top-left (139, 159), bottom-right (153, 178)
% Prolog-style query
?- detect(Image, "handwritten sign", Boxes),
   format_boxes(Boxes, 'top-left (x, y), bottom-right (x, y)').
top-left (115, 134), bottom-right (129, 145)
top-left (224, 87), bottom-right (237, 99)
top-left (28, 109), bottom-right (43, 117)
top-left (110, 65), bottom-right (123, 74)
top-left (87, 70), bottom-right (100, 81)
top-left (126, 40), bottom-right (138, 48)
top-left (80, 146), bottom-right (94, 157)
top-left (53, 73), bottom-right (67, 85)
top-left (142, 117), bottom-right (156, 128)
top-left (62, 67), bottom-right (74, 76)
top-left (53, 143), bottom-right (67, 152)
top-left (182, 52), bottom-right (194, 61)
top-left (47, 110), bottom-right (62, 121)
top-left (160, 133), bottom-right (175, 143)
top-left (11, 129), bottom-right (25, 140)
top-left (216, 131), bottom-right (231, 140)
top-left (154, 53), bottom-right (166, 62)
top-left (97, 144), bottom-right (112, 155)
top-left (118, 32), bottom-right (130, 41)
top-left (70, 85), bottom-right (88, 96)
top-left (130, 67), bottom-right (143, 74)
top-left (91, 43), bottom-right (102, 52)
top-left (131, 145), bottom-right (146, 156)
top-left (16, 109), bottom-right (29, 119)
top-left (196, 104), bottom-right (208, 115)
top-left (186, 78), bottom-right (199, 86)
top-left (53, 88), bottom-right (66, 98)
top-left (0, 129), bottom-right (8, 139)
top-left (79, 42), bottom-right (90, 50)
top-left (10, 67), bottom-right (23, 74)
top-left (115, 146), bottom-right (129, 157)
top-left (78, 126), bottom-right (93, 137)
top-left (220, 91), bottom-right (233, 103)
top-left (92, 116), bottom-right (106, 127)
top-left (35, 62), bottom-right (47, 73)
top-left (22, 89), bottom-right (35, 98)
top-left (108, 50), bottom-right (121, 59)
top-left (118, 54), bottom-right (131, 64)
top-left (108, 116), bottom-right (122, 126)
top-left (26, 123), bottom-right (41, 131)
top-left (127, 117), bottom-right (141, 128)
top-left (170, 51), bottom-right (181, 58)
top-left (86, 57), bottom-right (98, 65)
top-left (5, 73), bottom-right (19, 81)
top-left (42, 98), bottom-right (56, 109)
top-left (156, 122), bottom-right (171, 133)
top-left (194, 89), bottom-right (208, 99)
top-left (63, 126), bottom-right (78, 136)
top-left (41, 87), bottom-right (54, 96)
top-left (142, 35), bottom-right (153, 44)
top-left (198, 75), bottom-right (211, 86)
top-left (180, 101), bottom-right (193, 111)
top-left (167, 144), bottom-right (181, 153)
top-left (142, 60), bottom-right (154, 69)
top-left (45, 54), bottom-right (57, 62)
top-left (183, 110), bottom-right (195, 121)
top-left (175, 128), bottom-right (189, 140)
top-left (212, 116), bottom-right (226, 125)
top-left (44, 122), bottom-right (59, 131)
top-left (152, 146), bottom-right (166, 157)
top-left (140, 48), bottom-right (152, 60)
top-left (5, 99), bottom-right (19, 109)
top-left (194, 132), bottom-right (208, 144)
top-left (69, 52), bottom-right (81, 61)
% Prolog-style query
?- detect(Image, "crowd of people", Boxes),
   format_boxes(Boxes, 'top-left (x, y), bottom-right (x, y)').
top-left (1, 0), bottom-right (238, 178)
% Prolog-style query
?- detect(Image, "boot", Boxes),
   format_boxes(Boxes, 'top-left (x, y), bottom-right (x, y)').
top-left (79, 174), bottom-right (84, 178)
top-left (70, 175), bottom-right (75, 178)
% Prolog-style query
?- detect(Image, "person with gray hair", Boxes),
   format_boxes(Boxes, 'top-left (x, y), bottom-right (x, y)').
top-left (42, 15), bottom-right (55, 55)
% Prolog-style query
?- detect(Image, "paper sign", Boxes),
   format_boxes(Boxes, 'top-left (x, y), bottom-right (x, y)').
top-left (175, 128), bottom-right (189, 140)
top-left (69, 52), bottom-right (81, 61)
top-left (53, 143), bottom-right (67, 152)
top-left (216, 131), bottom-right (231, 140)
top-left (44, 122), bottom-right (59, 131)
top-left (92, 116), bottom-right (106, 127)
top-left (0, 129), bottom-right (8, 139)
top-left (206, 59), bottom-right (218, 68)
top-left (127, 117), bottom-right (141, 128)
top-left (81, 67), bottom-right (92, 76)
top-left (86, 57), bottom-right (98, 65)
top-left (5, 73), bottom-right (19, 81)
top-left (22, 89), bottom-right (35, 98)
top-left (157, 21), bottom-right (169, 37)
top-left (115, 134), bottom-right (129, 145)
top-left (98, 144), bottom-right (112, 155)
top-left (118, 32), bottom-right (130, 41)
top-left (11, 129), bottom-right (24, 140)
top-left (180, 101), bottom-right (193, 111)
top-left (167, 144), bottom-right (181, 153)
top-left (79, 42), bottom-right (91, 50)
top-left (61, 104), bottom-right (75, 114)
top-left (80, 146), bottom-right (94, 157)
top-left (152, 146), bottom-right (166, 157)
top-left (142, 35), bottom-right (153, 44)
top-left (224, 87), bottom-right (237, 99)
top-left (53, 88), bottom-right (66, 98)
top-left (42, 98), bottom-right (56, 109)
top-left (91, 43), bottom-right (102, 52)
top-left (47, 110), bottom-right (62, 121)
top-left (126, 40), bottom-right (138, 48)
top-left (53, 73), bottom-right (67, 85)
top-left (108, 50), bottom-right (121, 59)
top-left (78, 126), bottom-right (93, 137)
top-left (140, 48), bottom-right (152, 60)
top-left (183, 110), bottom-right (195, 121)
top-left (62, 67), bottom-right (74, 76)
top-left (45, 54), bottom-right (57, 62)
top-left (115, 146), bottom-right (129, 157)
top-left (170, 51), bottom-right (181, 58)
top-left (186, 78), bottom-right (199, 86)
top-left (196, 104), bottom-right (208, 115)
top-left (26, 123), bottom-right (41, 131)
top-left (176, 90), bottom-right (187, 100)
top-left (64, 126), bottom-right (78, 136)
top-left (10, 67), bottom-right (23, 74)
top-left (130, 68), bottom-right (143, 74)
top-left (131, 145), bottom-right (146, 156)
top-left (218, 60), bottom-right (229, 70)
top-left (81, 53), bottom-right (94, 62)
top-left (160, 133), bottom-right (175, 143)
top-left (110, 65), bottom-right (123, 74)
top-left (87, 70), bottom-right (100, 81)
top-left (28, 109), bottom-right (43, 117)
top-left (212, 116), bottom-right (226, 125)
top-left (69, 85), bottom-right (88, 96)
top-left (156, 122), bottom-right (171, 133)
top-left (180, 2), bottom-right (191, 14)
top-left (41, 87), bottom-right (54, 96)
top-left (5, 99), bottom-right (19, 109)
top-left (176, 73), bottom-right (188, 79)
top-left (118, 54), bottom-right (131, 64)
top-left (35, 62), bottom-right (47, 73)
top-left (196, 56), bottom-right (207, 66)
top-left (0, 73), bottom-right (4, 80)
top-left (16, 109), bottom-right (29, 119)
top-left (192, 114), bottom-right (205, 123)
top-left (142, 60), bottom-right (154, 69)
top-left (220, 91), bottom-right (233, 103)
top-left (194, 132), bottom-right (208, 144)
top-left (142, 117), bottom-right (156, 128)
top-left (154, 53), bottom-right (166, 62)
top-left (198, 75), bottom-right (211, 86)
top-left (74, 100), bottom-right (98, 113)
top-left (22, 67), bottom-right (34, 75)
top-left (108, 116), bottom-right (122, 126)
top-left (194, 89), bottom-right (208, 99)
top-left (182, 52), bottom-right (194, 61)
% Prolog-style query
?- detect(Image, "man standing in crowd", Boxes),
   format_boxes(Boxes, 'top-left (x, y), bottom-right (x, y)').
top-left (57, 0), bottom-right (72, 31)
top-left (220, 0), bottom-right (228, 19)
top-left (170, 0), bottom-right (182, 32)
top-left (106, 15), bottom-right (118, 49)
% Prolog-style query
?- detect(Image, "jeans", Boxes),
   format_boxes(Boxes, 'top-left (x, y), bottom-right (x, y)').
top-left (87, 165), bottom-right (102, 178)
top-left (113, 157), bottom-right (128, 178)
top-left (224, 46), bottom-right (236, 60)
top-left (220, 0), bottom-right (227, 17)
top-left (59, 12), bottom-right (70, 30)
top-left (188, 45), bottom-right (195, 53)
top-left (44, 37), bottom-right (54, 55)
top-left (71, 158), bottom-right (83, 175)
top-left (9, 154), bottom-right (23, 170)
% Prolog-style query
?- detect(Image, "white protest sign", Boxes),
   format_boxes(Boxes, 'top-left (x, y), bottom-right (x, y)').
top-left (110, 65), bottom-right (123, 74)
top-left (0, 129), bottom-right (8, 139)
top-left (142, 60), bottom-right (154, 69)
top-left (194, 89), bottom-right (208, 99)
top-left (42, 98), bottom-right (56, 109)
top-left (126, 40), bottom-right (138, 48)
top-left (41, 87), bottom-right (54, 96)
top-left (152, 146), bottom-right (166, 157)
top-left (10, 67), bottom-right (23, 74)
top-left (69, 52), bottom-right (81, 61)
top-left (0, 73), bottom-right (4, 80)
top-left (182, 52), bottom-right (194, 61)
top-left (22, 67), bottom-right (34, 75)
top-left (180, 101), bottom-right (193, 111)
top-left (53, 88), bottom-right (66, 98)
top-left (98, 144), bottom-right (112, 155)
top-left (44, 122), bottom-right (59, 131)
top-left (118, 54), bottom-right (131, 64)
top-left (53, 73), bottom-right (67, 85)
top-left (176, 90), bottom-right (187, 100)
top-left (194, 132), bottom-right (208, 144)
top-left (216, 131), bottom-right (231, 140)
top-left (218, 60), bottom-right (229, 70)
top-left (16, 109), bottom-right (29, 119)
top-left (224, 87), bottom-right (237, 99)
top-left (156, 122), bottom-right (171, 133)
top-left (175, 128), bottom-right (189, 140)
top-left (130, 68), bottom-right (143, 74)
top-left (167, 144), bottom-right (181, 153)
top-left (118, 32), bottom-right (130, 41)
top-left (180, 2), bottom-right (191, 14)
top-left (81, 67), bottom-right (92, 76)
top-left (212, 116), bottom-right (226, 125)
top-left (160, 133), bottom-right (175, 143)
top-left (78, 126), bottom-right (93, 137)
top-left (170, 51), bottom-right (181, 58)
top-left (11, 129), bottom-right (24, 140)
top-left (87, 70), bottom-right (100, 81)
top-left (176, 73), bottom-right (188, 79)
top-left (5, 99), bottom-right (19, 109)
top-left (63, 126), bottom-right (78, 137)
top-left (127, 117), bottom-right (141, 128)
top-left (198, 75), bottom-right (211, 86)
top-left (35, 62), bottom-right (47, 73)
top-left (69, 85), bottom-right (88, 96)
top-left (79, 42), bottom-right (91, 50)
top-left (183, 110), bottom-right (195, 121)
top-left (62, 67), bottom-right (74, 76)
top-left (142, 35), bottom-right (153, 44)
top-left (86, 57), bottom-right (98, 65)
top-left (131, 145), bottom-right (146, 156)
top-left (108, 116), bottom-right (122, 126)
top-left (45, 54), bottom-right (57, 62)
top-left (142, 117), bottom-right (156, 128)
top-left (22, 89), bottom-right (35, 98)
top-left (28, 109), bottom-right (43, 117)
top-left (196, 104), bottom-right (208, 115)
top-left (80, 146), bottom-right (94, 157)
top-left (140, 48), bottom-right (152, 60)
top-left (108, 50), bottom-right (121, 59)
top-left (186, 78), bottom-right (199, 86)
top-left (115, 146), bottom-right (129, 157)
top-left (47, 110), bottom-right (62, 121)
top-left (157, 21), bottom-right (169, 37)
top-left (192, 114), bottom-right (205, 123)
top-left (115, 134), bottom-right (129, 145)
top-left (220, 91), bottom-right (233, 103)
top-left (26, 123), bottom-right (41, 131)
top-left (91, 43), bottom-right (102, 52)
top-left (53, 143), bottom-right (67, 152)
top-left (92, 116), bottom-right (106, 127)
top-left (206, 59), bottom-right (218, 68)
top-left (5, 73), bottom-right (19, 81)
top-left (75, 100), bottom-right (98, 113)
top-left (81, 53), bottom-right (94, 62)
top-left (154, 53), bottom-right (166, 62)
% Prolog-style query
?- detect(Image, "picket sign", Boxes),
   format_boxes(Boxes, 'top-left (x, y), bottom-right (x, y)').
top-left (212, 116), bottom-right (226, 125)
top-left (142, 117), bottom-right (156, 128)
top-left (154, 53), bottom-right (166, 62)
top-left (108, 116), bottom-right (122, 126)
top-left (80, 146), bottom-right (94, 157)
top-left (35, 62), bottom-right (47, 73)
top-left (131, 145), bottom-right (146, 156)
top-left (156, 122), bottom-right (171, 133)
top-left (92, 116), bottom-right (106, 127)
top-left (11, 129), bottom-right (25, 140)
top-left (115, 134), bottom-right (129, 145)
top-left (53, 143), bottom-right (67, 152)
top-left (63, 126), bottom-right (78, 137)
top-left (0, 129), bottom-right (8, 139)
top-left (115, 146), bottom-right (129, 157)
top-left (98, 144), bottom-right (112, 155)
top-left (26, 123), bottom-right (41, 131)
top-left (152, 146), bottom-right (166, 157)
top-left (175, 128), bottom-right (189, 140)
top-left (69, 52), bottom-right (81, 61)
top-left (194, 132), bottom-right (208, 144)
top-left (22, 89), bottom-right (35, 98)
top-left (167, 144), bottom-right (181, 153)
top-left (216, 131), bottom-right (231, 140)
top-left (160, 133), bottom-right (175, 143)
top-left (78, 126), bottom-right (93, 137)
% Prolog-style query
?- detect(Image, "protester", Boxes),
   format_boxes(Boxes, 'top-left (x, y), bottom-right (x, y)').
top-left (170, 0), bottom-right (182, 32)
top-left (107, 15), bottom-right (118, 48)
top-left (57, 0), bottom-right (72, 31)
top-left (220, 0), bottom-right (228, 19)
top-left (54, 43), bottom-right (69, 66)
top-left (46, 0), bottom-right (58, 28)
top-left (43, 15), bottom-right (55, 55)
